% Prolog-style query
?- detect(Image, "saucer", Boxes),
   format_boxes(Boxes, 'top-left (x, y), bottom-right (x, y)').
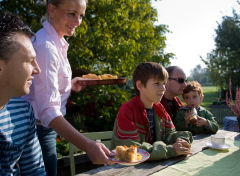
top-left (206, 142), bottom-right (231, 150)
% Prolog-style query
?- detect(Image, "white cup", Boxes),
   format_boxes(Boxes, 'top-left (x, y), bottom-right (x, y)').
top-left (211, 134), bottom-right (225, 147)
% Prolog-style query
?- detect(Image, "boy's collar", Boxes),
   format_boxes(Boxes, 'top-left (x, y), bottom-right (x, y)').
top-left (145, 107), bottom-right (154, 111)
top-left (180, 105), bottom-right (201, 111)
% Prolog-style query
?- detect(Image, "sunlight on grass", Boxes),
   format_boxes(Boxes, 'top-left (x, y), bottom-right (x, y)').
top-left (202, 86), bottom-right (220, 109)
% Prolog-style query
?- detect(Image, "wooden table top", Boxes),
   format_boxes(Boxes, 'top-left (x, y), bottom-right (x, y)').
top-left (77, 130), bottom-right (240, 176)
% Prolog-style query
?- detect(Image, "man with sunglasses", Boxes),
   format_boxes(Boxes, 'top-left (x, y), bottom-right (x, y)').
top-left (161, 66), bottom-right (187, 121)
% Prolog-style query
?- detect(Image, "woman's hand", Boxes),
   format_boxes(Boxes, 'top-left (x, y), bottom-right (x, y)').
top-left (71, 77), bottom-right (86, 92)
top-left (85, 140), bottom-right (114, 165)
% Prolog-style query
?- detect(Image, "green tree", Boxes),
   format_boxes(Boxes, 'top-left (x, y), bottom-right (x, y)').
top-left (68, 0), bottom-right (173, 131)
top-left (0, 0), bottom-right (46, 32)
top-left (68, 0), bottom-right (173, 77)
top-left (188, 64), bottom-right (212, 86)
top-left (0, 0), bottom-right (173, 131)
top-left (203, 8), bottom-right (240, 90)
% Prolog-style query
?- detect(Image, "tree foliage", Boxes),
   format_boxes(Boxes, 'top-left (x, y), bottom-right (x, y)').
top-left (0, 0), bottom-right (173, 131)
top-left (68, 0), bottom-right (173, 77)
top-left (203, 6), bottom-right (240, 90)
top-left (0, 0), bottom-right (46, 32)
top-left (188, 64), bottom-right (212, 86)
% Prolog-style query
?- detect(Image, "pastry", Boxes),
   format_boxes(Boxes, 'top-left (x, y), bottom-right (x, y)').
top-left (101, 74), bottom-right (118, 80)
top-left (115, 145), bottom-right (137, 162)
top-left (82, 73), bottom-right (102, 80)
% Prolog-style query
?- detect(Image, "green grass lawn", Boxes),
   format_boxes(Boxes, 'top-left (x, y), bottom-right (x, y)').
top-left (202, 86), bottom-right (220, 109)
top-left (179, 86), bottom-right (220, 110)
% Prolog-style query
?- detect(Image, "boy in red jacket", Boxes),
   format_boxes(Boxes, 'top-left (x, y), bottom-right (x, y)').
top-left (111, 62), bottom-right (193, 160)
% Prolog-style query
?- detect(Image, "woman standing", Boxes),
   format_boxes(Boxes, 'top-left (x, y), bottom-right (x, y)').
top-left (27, 0), bottom-right (111, 175)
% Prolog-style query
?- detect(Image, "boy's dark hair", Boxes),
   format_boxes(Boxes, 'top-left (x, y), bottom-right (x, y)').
top-left (133, 62), bottom-right (168, 96)
top-left (183, 81), bottom-right (203, 97)
top-left (0, 11), bottom-right (34, 62)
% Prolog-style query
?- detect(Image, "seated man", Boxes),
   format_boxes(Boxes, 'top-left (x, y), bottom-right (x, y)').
top-left (161, 66), bottom-right (187, 122)
top-left (111, 62), bottom-right (193, 160)
top-left (0, 12), bottom-right (46, 175)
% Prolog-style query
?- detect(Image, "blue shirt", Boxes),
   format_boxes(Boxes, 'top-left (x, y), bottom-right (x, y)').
top-left (0, 98), bottom-right (46, 176)
top-left (146, 108), bottom-right (155, 144)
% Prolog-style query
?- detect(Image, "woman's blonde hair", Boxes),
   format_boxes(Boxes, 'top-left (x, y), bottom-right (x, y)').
top-left (41, 0), bottom-right (87, 23)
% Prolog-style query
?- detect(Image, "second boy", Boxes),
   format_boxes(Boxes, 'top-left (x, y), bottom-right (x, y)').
top-left (174, 81), bottom-right (218, 134)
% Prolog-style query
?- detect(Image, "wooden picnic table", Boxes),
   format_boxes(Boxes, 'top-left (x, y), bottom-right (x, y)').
top-left (77, 130), bottom-right (240, 176)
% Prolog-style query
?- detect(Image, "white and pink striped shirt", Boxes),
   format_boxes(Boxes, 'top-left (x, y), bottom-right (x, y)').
top-left (26, 20), bottom-right (72, 127)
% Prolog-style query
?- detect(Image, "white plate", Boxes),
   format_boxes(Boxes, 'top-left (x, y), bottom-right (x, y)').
top-left (206, 142), bottom-right (231, 150)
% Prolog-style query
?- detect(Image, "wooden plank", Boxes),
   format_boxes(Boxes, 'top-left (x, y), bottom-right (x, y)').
top-left (77, 130), bottom-right (239, 176)
top-left (82, 131), bottom-right (113, 140)
top-left (69, 131), bottom-right (113, 153)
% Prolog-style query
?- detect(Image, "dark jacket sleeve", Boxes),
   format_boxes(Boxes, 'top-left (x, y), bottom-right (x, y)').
top-left (174, 107), bottom-right (219, 134)
top-left (174, 109), bottom-right (188, 131)
top-left (198, 108), bottom-right (219, 134)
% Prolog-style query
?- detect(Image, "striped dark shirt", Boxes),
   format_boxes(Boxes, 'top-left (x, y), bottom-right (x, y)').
top-left (0, 98), bottom-right (46, 175)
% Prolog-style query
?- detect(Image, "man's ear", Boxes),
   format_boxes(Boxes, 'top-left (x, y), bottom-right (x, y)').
top-left (0, 59), bottom-right (7, 74)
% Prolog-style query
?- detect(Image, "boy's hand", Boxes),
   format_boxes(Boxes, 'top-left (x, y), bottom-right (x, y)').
top-left (173, 138), bottom-right (192, 156)
top-left (196, 116), bottom-right (209, 127)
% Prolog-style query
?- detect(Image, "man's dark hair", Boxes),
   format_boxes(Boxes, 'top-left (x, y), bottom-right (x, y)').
top-left (0, 11), bottom-right (34, 61)
top-left (133, 62), bottom-right (168, 96)
top-left (166, 66), bottom-right (182, 77)
top-left (47, 0), bottom-right (63, 6)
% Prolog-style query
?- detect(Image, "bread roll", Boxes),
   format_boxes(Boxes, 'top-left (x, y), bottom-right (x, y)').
top-left (116, 145), bottom-right (127, 161)
top-left (82, 73), bottom-right (102, 80)
top-left (115, 145), bottom-right (137, 162)
top-left (101, 74), bottom-right (118, 80)
top-left (125, 145), bottom-right (137, 162)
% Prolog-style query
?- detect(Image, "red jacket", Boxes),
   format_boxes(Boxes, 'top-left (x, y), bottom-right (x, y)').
top-left (111, 96), bottom-right (193, 160)
top-left (115, 96), bottom-right (175, 143)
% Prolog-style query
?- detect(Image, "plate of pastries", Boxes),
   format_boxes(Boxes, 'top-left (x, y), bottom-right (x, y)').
top-left (109, 145), bottom-right (150, 166)
top-left (78, 73), bottom-right (126, 86)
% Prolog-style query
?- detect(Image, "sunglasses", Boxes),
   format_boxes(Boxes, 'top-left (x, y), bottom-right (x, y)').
top-left (168, 77), bottom-right (187, 84)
